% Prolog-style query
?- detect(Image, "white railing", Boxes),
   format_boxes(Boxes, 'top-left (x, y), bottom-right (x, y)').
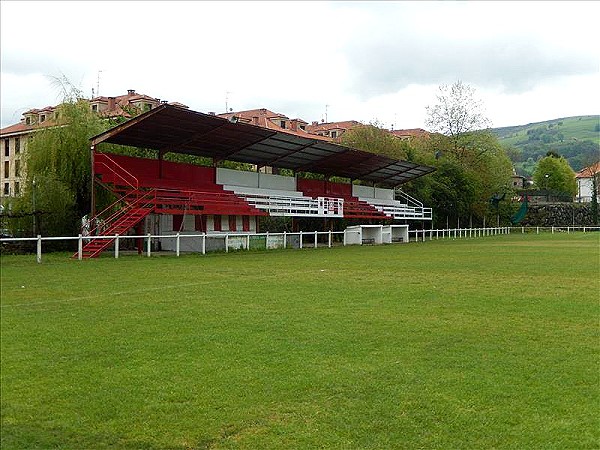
top-left (2, 226), bottom-right (598, 263)
top-left (408, 225), bottom-right (600, 241)
top-left (231, 189), bottom-right (344, 218)
top-left (358, 197), bottom-right (432, 220)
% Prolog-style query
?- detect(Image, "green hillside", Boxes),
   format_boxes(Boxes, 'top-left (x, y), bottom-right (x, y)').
top-left (492, 115), bottom-right (599, 176)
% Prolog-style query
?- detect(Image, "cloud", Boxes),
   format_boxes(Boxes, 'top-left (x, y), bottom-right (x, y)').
top-left (338, 2), bottom-right (600, 99)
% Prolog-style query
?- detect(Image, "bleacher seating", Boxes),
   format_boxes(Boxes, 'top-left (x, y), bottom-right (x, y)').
top-left (223, 185), bottom-right (343, 217)
top-left (297, 178), bottom-right (390, 220)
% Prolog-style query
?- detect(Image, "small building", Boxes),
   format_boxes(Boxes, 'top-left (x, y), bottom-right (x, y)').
top-left (575, 162), bottom-right (600, 203)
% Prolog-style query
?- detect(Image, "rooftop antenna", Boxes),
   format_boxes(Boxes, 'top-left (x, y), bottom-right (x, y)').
top-left (96, 70), bottom-right (102, 97)
top-left (325, 104), bottom-right (330, 123)
top-left (225, 91), bottom-right (231, 113)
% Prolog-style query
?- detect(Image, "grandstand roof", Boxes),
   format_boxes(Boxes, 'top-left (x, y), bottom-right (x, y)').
top-left (91, 104), bottom-right (435, 186)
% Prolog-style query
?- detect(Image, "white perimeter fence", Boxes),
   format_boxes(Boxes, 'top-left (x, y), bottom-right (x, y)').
top-left (1, 226), bottom-right (598, 264)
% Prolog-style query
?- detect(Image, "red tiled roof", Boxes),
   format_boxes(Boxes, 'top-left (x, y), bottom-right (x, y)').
top-left (305, 120), bottom-right (362, 133)
top-left (389, 128), bottom-right (430, 138)
top-left (218, 109), bottom-right (332, 141)
top-left (0, 122), bottom-right (35, 136)
top-left (576, 162), bottom-right (600, 178)
top-left (218, 108), bottom-right (289, 121)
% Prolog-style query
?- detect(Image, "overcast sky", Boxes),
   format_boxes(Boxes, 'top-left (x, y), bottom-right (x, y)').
top-left (1, 1), bottom-right (599, 130)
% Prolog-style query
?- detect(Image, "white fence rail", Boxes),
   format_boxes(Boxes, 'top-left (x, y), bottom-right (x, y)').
top-left (1, 226), bottom-right (598, 263)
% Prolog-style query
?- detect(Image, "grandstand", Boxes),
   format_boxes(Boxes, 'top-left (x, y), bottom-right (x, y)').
top-left (80, 105), bottom-right (435, 258)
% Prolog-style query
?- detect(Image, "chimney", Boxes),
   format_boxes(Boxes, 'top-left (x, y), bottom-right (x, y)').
top-left (290, 119), bottom-right (298, 131)
top-left (127, 89), bottom-right (135, 95)
top-left (107, 97), bottom-right (116, 111)
top-left (312, 121), bottom-right (318, 126)
top-left (252, 116), bottom-right (259, 125)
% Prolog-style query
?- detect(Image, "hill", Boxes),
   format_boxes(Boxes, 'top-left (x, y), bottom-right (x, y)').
top-left (492, 115), bottom-right (599, 176)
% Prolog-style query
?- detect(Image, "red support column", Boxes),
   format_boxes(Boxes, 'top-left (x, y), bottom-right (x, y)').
top-left (90, 145), bottom-right (96, 217)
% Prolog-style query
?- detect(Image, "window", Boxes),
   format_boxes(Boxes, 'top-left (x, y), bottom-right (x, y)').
top-left (3, 183), bottom-right (9, 195)
top-left (4, 140), bottom-right (8, 157)
top-left (195, 215), bottom-right (207, 232)
top-left (280, 120), bottom-right (286, 129)
top-left (331, 131), bottom-right (337, 138)
top-left (91, 104), bottom-right (98, 112)
top-left (172, 214), bottom-right (184, 231)
top-left (40, 114), bottom-right (46, 123)
top-left (14, 182), bottom-right (19, 195)
top-left (228, 215), bottom-right (237, 232)
top-left (144, 103), bottom-right (152, 111)
top-left (4, 161), bottom-right (9, 178)
top-left (26, 117), bottom-right (31, 125)
top-left (15, 160), bottom-right (20, 177)
top-left (242, 216), bottom-right (250, 232)
top-left (15, 137), bottom-right (20, 154)
top-left (299, 125), bottom-right (306, 131)
top-left (213, 215), bottom-right (222, 232)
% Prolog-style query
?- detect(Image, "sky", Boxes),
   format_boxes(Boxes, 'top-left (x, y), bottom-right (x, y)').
top-left (1, 1), bottom-right (599, 130)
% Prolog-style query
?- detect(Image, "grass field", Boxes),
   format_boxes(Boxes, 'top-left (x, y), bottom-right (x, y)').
top-left (1, 234), bottom-right (599, 449)
top-left (495, 115), bottom-right (600, 146)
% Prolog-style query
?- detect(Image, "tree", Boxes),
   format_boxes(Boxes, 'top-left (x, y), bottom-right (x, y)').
top-left (407, 132), bottom-right (513, 226)
top-left (425, 81), bottom-right (491, 156)
top-left (10, 77), bottom-right (123, 236)
top-left (340, 122), bottom-right (414, 161)
top-left (533, 154), bottom-right (577, 197)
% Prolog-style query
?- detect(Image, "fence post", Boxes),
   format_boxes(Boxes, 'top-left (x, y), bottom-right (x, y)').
top-left (300, 231), bottom-right (303, 249)
top-left (283, 231), bottom-right (287, 249)
top-left (115, 234), bottom-right (120, 259)
top-left (314, 231), bottom-right (318, 248)
top-left (552, 226), bottom-right (554, 234)
top-left (146, 233), bottom-right (151, 257)
top-left (176, 233), bottom-right (180, 257)
top-left (343, 230), bottom-right (347, 246)
top-left (225, 234), bottom-right (229, 253)
top-left (78, 234), bottom-right (83, 260)
top-left (328, 230), bottom-right (332, 248)
top-left (246, 234), bottom-right (250, 251)
top-left (36, 235), bottom-right (42, 264)
top-left (202, 234), bottom-right (206, 255)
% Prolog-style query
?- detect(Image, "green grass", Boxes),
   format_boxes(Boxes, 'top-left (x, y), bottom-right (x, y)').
top-left (1, 234), bottom-right (599, 449)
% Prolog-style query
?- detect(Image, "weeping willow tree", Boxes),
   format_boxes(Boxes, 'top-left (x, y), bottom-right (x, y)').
top-left (10, 79), bottom-right (109, 236)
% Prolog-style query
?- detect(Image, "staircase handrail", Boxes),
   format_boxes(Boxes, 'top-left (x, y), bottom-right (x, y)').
top-left (394, 189), bottom-right (423, 208)
top-left (95, 152), bottom-right (139, 191)
top-left (86, 189), bottom-right (156, 236)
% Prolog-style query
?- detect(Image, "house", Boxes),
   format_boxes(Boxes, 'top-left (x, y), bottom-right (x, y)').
top-left (389, 128), bottom-right (430, 141)
top-left (217, 108), bottom-right (313, 135)
top-left (575, 162), bottom-right (600, 203)
top-left (0, 90), bottom-right (187, 200)
top-left (305, 120), bottom-right (362, 139)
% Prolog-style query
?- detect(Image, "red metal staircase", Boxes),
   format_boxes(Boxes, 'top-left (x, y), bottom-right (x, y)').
top-left (74, 190), bottom-right (156, 259)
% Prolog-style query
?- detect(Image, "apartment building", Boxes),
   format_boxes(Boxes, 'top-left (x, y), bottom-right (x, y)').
top-left (0, 90), bottom-right (186, 200)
